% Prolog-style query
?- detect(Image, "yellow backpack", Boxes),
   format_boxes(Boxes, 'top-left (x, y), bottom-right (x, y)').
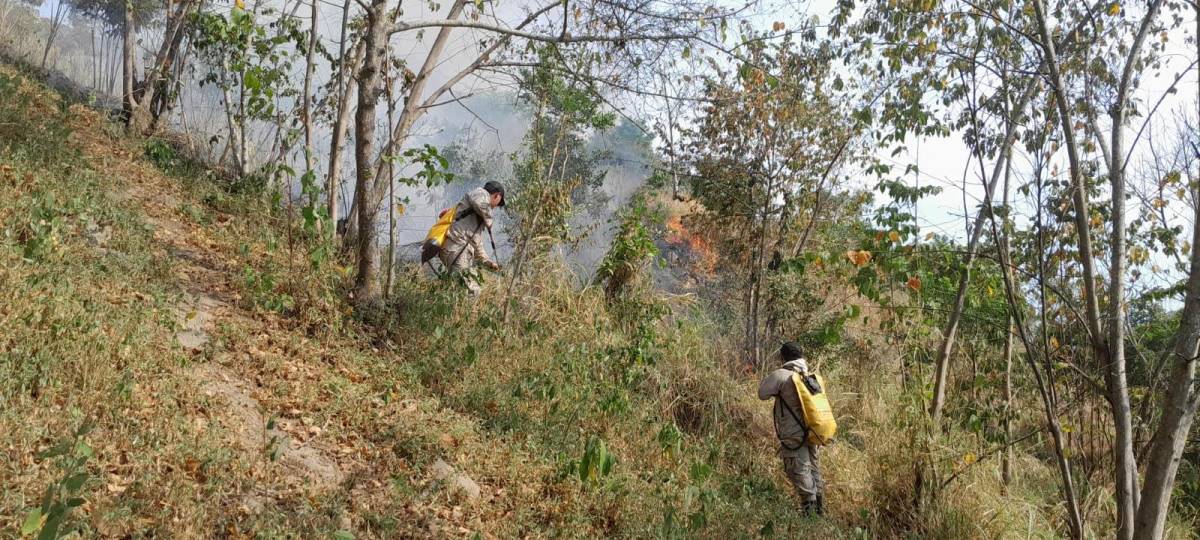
top-left (790, 371), bottom-right (837, 446)
top-left (421, 206), bottom-right (476, 264)
top-left (426, 207), bottom-right (458, 246)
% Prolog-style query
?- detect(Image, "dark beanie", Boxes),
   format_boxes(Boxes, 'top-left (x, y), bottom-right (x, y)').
top-left (781, 342), bottom-right (804, 362)
top-left (483, 180), bottom-right (505, 206)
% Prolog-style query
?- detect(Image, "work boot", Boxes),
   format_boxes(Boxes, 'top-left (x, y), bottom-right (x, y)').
top-left (802, 499), bottom-right (819, 517)
top-left (815, 494), bottom-right (825, 516)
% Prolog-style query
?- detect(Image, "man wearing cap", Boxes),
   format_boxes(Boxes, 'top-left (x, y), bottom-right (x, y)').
top-left (758, 342), bottom-right (825, 516)
top-left (439, 181), bottom-right (505, 294)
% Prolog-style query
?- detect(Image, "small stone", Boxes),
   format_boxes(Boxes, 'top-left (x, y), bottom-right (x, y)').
top-left (427, 459), bottom-right (480, 501)
top-left (430, 459), bottom-right (454, 481)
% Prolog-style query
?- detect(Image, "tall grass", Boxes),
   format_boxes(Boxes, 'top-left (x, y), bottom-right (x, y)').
top-left (8, 61), bottom-right (1194, 539)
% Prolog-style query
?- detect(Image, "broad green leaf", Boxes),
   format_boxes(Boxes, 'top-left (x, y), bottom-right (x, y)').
top-left (63, 472), bottom-right (88, 492)
top-left (21, 508), bottom-right (43, 535)
top-left (36, 506), bottom-right (64, 540)
top-left (244, 70), bottom-right (261, 91)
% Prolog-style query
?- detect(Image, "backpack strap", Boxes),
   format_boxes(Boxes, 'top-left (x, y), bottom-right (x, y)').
top-left (780, 375), bottom-right (807, 428)
top-left (774, 372), bottom-right (808, 449)
top-left (446, 208), bottom-right (487, 270)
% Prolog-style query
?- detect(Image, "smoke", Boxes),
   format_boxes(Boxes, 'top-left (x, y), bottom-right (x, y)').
top-left (13, 0), bottom-right (660, 277)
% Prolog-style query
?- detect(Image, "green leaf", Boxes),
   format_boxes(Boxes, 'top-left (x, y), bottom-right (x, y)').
top-left (21, 508), bottom-right (43, 535)
top-left (39, 484), bottom-right (54, 513)
top-left (36, 506), bottom-right (64, 540)
top-left (74, 419), bottom-right (95, 438)
top-left (38, 442), bottom-right (70, 460)
top-left (332, 531), bottom-right (355, 540)
top-left (63, 473), bottom-right (88, 492)
top-left (244, 70), bottom-right (261, 90)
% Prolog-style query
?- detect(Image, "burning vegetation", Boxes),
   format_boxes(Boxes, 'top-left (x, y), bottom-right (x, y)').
top-left (664, 213), bottom-right (718, 276)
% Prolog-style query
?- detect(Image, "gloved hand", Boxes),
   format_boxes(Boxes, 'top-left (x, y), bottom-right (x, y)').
top-left (484, 260), bottom-right (502, 272)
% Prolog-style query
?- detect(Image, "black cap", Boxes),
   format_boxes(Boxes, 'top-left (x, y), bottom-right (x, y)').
top-left (483, 181), bottom-right (505, 207)
top-left (781, 342), bottom-right (804, 362)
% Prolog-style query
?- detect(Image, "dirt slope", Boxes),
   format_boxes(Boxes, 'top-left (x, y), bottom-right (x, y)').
top-left (0, 62), bottom-right (536, 540)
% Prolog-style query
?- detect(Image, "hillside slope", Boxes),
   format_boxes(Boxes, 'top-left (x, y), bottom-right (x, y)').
top-left (0, 63), bottom-right (865, 539)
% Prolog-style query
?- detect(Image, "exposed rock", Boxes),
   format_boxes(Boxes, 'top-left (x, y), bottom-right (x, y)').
top-left (268, 427), bottom-right (344, 488)
top-left (190, 363), bottom-right (345, 490)
top-left (175, 293), bottom-right (221, 351)
top-left (83, 219), bottom-right (112, 249)
top-left (428, 458), bottom-right (481, 501)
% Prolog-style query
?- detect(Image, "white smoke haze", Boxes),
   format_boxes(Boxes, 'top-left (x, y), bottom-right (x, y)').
top-left (7, 0), bottom-right (664, 278)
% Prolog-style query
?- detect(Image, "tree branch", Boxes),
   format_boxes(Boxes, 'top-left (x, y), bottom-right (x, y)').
top-left (391, 18), bottom-right (703, 43)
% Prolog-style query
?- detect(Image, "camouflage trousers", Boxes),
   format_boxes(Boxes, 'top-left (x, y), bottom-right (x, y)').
top-left (438, 246), bottom-right (481, 295)
top-left (782, 444), bottom-right (823, 502)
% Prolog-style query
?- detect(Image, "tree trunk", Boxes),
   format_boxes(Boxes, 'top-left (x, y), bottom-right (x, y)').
top-left (143, 0), bottom-right (198, 133)
top-left (350, 0), bottom-right (389, 304)
top-left (218, 57), bottom-right (246, 176)
top-left (327, 0), bottom-right (358, 235)
top-left (750, 174), bottom-right (774, 370)
top-left (662, 76), bottom-right (682, 201)
top-left (1033, 3), bottom-right (1131, 534)
top-left (1133, 206), bottom-right (1200, 537)
top-left (41, 1), bottom-right (68, 70)
top-left (1132, 10), bottom-right (1200, 535)
top-left (366, 0), bottom-right (466, 208)
top-left (237, 18), bottom-right (250, 177)
top-left (122, 0), bottom-right (137, 127)
top-left (998, 139), bottom-right (1017, 489)
top-left (1002, 317), bottom-right (1014, 487)
top-left (930, 78), bottom-right (1038, 424)
top-left (1104, 2), bottom-right (1168, 535)
top-left (989, 160), bottom-right (1085, 540)
top-left (1032, 0), bottom-right (1108, 368)
top-left (107, 33), bottom-right (119, 96)
top-left (383, 56), bottom-right (397, 299)
top-left (351, 0), bottom-right (467, 302)
top-left (302, 0), bottom-right (318, 177)
top-left (128, 0), bottom-right (181, 132)
top-left (91, 24), bottom-right (98, 90)
top-left (110, 36), bottom-right (119, 96)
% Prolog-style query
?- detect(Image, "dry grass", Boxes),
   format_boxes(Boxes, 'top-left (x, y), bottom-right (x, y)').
top-left (6, 61), bottom-right (1194, 540)
top-left (0, 62), bottom-right (832, 539)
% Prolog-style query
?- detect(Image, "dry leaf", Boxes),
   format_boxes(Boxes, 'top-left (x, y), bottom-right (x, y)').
top-left (845, 250), bottom-right (872, 267)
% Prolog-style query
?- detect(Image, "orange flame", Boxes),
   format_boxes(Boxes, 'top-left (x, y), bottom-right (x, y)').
top-left (666, 215), bottom-right (717, 275)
